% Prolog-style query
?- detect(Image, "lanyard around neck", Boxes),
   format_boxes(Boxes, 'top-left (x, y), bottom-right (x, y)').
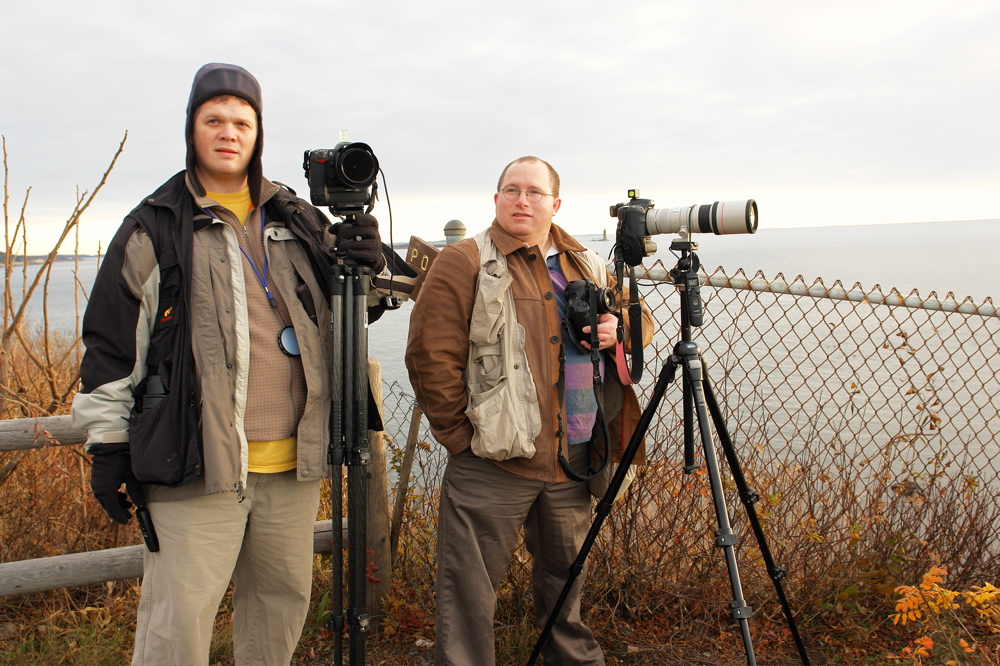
top-left (206, 205), bottom-right (275, 308)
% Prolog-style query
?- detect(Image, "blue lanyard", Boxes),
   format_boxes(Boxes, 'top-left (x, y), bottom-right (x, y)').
top-left (207, 206), bottom-right (275, 308)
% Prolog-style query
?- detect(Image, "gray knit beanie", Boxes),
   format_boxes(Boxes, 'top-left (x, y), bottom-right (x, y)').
top-left (185, 63), bottom-right (264, 205)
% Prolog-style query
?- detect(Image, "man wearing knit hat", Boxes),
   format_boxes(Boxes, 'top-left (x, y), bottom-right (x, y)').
top-left (72, 63), bottom-right (386, 665)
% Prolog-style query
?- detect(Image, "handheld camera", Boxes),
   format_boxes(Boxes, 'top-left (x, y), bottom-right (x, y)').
top-left (563, 279), bottom-right (617, 354)
top-left (611, 189), bottom-right (757, 266)
top-left (303, 142), bottom-right (379, 216)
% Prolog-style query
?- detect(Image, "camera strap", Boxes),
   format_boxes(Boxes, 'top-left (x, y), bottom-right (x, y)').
top-left (614, 261), bottom-right (645, 384)
top-left (556, 341), bottom-right (612, 483)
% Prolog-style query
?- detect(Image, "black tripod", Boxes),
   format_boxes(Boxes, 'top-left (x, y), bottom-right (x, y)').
top-left (527, 240), bottom-right (811, 666)
top-left (328, 251), bottom-right (372, 666)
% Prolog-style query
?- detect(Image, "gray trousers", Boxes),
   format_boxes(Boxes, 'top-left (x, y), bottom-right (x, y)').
top-left (435, 447), bottom-right (605, 666)
top-left (132, 471), bottom-right (321, 666)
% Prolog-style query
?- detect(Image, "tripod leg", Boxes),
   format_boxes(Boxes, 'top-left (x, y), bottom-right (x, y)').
top-left (526, 357), bottom-right (681, 665)
top-left (682, 367), bottom-right (698, 473)
top-left (328, 266), bottom-right (347, 666)
top-left (676, 342), bottom-right (758, 665)
top-left (701, 362), bottom-right (813, 665)
top-left (346, 265), bottom-right (371, 665)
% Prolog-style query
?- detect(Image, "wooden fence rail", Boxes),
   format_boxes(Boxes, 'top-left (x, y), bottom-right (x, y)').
top-left (0, 359), bottom-right (418, 612)
top-left (0, 415), bottom-right (84, 451)
top-left (0, 413), bottom-right (348, 598)
top-left (0, 520), bottom-right (344, 597)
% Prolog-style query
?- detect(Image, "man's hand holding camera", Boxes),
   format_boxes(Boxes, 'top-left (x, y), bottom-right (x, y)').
top-left (579, 313), bottom-right (617, 351)
top-left (335, 213), bottom-right (386, 272)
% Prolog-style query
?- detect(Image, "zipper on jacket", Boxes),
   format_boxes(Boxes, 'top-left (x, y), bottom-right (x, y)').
top-left (235, 481), bottom-right (245, 502)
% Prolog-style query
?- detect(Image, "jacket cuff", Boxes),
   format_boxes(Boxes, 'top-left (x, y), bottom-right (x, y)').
top-left (89, 441), bottom-right (129, 456)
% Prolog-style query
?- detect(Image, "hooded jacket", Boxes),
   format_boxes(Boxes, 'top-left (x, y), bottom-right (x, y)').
top-left (72, 172), bottom-right (338, 501)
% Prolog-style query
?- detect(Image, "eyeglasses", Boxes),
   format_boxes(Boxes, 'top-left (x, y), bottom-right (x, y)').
top-left (498, 186), bottom-right (555, 203)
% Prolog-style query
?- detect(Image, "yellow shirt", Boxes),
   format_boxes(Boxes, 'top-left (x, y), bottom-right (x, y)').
top-left (206, 188), bottom-right (253, 225)
top-left (207, 188), bottom-right (298, 473)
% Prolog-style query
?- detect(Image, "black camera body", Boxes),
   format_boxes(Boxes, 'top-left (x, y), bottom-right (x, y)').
top-left (564, 279), bottom-right (617, 354)
top-left (611, 193), bottom-right (657, 267)
top-left (303, 142), bottom-right (379, 216)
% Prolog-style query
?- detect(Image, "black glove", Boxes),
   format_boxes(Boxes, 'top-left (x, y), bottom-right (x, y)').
top-left (89, 442), bottom-right (135, 524)
top-left (335, 214), bottom-right (386, 272)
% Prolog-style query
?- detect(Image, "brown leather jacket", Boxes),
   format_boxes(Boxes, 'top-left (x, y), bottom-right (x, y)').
top-left (405, 221), bottom-right (653, 482)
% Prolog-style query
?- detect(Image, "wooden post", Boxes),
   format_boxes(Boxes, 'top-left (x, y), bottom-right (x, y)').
top-left (390, 403), bottom-right (422, 563)
top-left (366, 357), bottom-right (391, 627)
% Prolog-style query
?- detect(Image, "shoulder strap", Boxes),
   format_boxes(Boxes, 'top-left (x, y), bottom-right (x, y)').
top-left (132, 195), bottom-right (195, 384)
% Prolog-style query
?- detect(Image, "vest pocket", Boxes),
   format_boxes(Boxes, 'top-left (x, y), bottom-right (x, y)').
top-left (470, 341), bottom-right (503, 386)
top-left (469, 269), bottom-right (510, 346)
top-left (466, 380), bottom-right (536, 460)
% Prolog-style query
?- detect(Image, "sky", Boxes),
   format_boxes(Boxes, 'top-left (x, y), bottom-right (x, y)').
top-left (2, 0), bottom-right (998, 256)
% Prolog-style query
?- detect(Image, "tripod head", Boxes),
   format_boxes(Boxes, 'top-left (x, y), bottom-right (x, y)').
top-left (668, 240), bottom-right (705, 330)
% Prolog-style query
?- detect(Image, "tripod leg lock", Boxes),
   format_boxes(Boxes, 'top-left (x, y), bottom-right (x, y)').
top-left (768, 564), bottom-right (788, 581)
top-left (729, 601), bottom-right (754, 620)
top-left (351, 613), bottom-right (371, 633)
top-left (714, 528), bottom-right (738, 547)
top-left (329, 613), bottom-right (345, 632)
top-left (346, 449), bottom-right (371, 466)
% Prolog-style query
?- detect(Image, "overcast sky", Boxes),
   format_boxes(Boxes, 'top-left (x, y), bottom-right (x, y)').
top-left (2, 0), bottom-right (998, 255)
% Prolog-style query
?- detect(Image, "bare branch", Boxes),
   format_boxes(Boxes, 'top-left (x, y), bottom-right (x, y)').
top-left (5, 131), bottom-right (127, 336)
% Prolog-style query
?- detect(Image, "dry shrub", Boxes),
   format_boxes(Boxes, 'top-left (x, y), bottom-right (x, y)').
top-left (371, 381), bottom-right (1000, 662)
top-left (0, 322), bottom-right (138, 565)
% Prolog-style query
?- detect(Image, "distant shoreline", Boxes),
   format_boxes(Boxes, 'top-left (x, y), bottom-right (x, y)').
top-left (1, 254), bottom-right (98, 265)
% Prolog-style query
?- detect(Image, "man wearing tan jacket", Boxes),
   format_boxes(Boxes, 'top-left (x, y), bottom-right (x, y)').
top-left (406, 156), bottom-right (653, 665)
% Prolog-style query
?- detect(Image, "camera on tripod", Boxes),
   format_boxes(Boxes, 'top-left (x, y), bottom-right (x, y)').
top-left (610, 189), bottom-right (758, 266)
top-left (563, 279), bottom-right (617, 354)
top-left (303, 142), bottom-right (379, 216)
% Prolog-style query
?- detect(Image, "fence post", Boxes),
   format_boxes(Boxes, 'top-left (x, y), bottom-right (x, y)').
top-left (390, 403), bottom-right (423, 563)
top-left (444, 220), bottom-right (466, 245)
top-left (366, 357), bottom-right (391, 626)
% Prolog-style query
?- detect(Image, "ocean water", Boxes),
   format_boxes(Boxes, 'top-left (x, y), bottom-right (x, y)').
top-left (587, 218), bottom-right (1000, 305)
top-left (4, 219), bottom-right (998, 391)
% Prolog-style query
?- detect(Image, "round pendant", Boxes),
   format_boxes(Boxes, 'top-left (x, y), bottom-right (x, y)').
top-left (278, 326), bottom-right (301, 357)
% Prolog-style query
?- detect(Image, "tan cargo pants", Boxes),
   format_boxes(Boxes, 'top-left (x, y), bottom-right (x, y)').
top-left (131, 470), bottom-right (321, 666)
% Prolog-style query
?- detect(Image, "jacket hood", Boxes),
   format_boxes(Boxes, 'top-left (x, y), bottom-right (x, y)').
top-left (184, 63), bottom-right (264, 206)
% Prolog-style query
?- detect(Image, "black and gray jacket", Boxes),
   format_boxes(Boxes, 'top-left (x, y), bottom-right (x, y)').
top-left (72, 171), bottom-right (371, 501)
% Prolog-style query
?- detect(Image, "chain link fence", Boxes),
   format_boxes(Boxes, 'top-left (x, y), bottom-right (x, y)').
top-left (380, 261), bottom-right (1000, 627)
top-left (638, 261), bottom-right (1000, 487)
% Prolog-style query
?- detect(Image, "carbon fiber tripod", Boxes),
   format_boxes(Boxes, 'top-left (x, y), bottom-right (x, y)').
top-left (328, 253), bottom-right (371, 666)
